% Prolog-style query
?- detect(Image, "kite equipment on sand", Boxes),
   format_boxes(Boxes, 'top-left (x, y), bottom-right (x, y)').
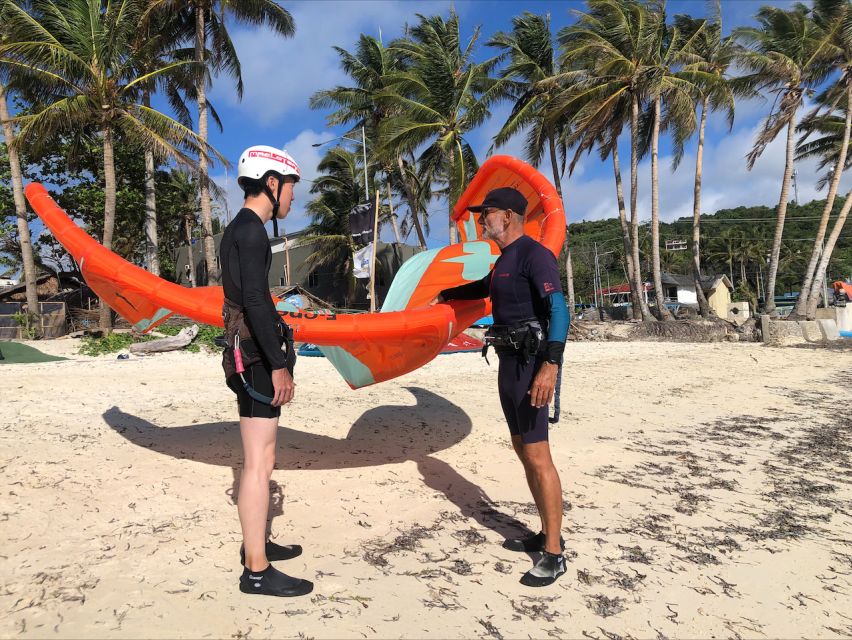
top-left (25, 155), bottom-right (565, 389)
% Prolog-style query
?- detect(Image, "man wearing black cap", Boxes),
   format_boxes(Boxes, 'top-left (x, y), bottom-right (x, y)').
top-left (433, 187), bottom-right (570, 587)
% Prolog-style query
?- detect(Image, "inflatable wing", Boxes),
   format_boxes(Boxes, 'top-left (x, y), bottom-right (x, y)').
top-left (26, 155), bottom-right (565, 388)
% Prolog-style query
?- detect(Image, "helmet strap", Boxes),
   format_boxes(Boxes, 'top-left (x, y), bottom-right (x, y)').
top-left (263, 174), bottom-right (286, 238)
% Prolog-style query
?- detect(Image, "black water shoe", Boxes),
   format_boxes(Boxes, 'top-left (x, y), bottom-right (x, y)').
top-left (520, 551), bottom-right (567, 587)
top-left (240, 541), bottom-right (302, 565)
top-left (502, 531), bottom-right (565, 553)
top-left (239, 564), bottom-right (313, 597)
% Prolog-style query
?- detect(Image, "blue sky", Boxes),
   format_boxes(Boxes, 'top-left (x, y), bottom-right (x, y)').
top-left (193, 0), bottom-right (847, 246)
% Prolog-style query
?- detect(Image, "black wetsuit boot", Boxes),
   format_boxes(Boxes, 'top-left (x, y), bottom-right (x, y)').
top-left (520, 551), bottom-right (567, 587)
top-left (239, 564), bottom-right (313, 597)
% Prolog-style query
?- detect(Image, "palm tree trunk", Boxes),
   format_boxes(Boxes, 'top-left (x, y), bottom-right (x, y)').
top-left (143, 94), bottom-right (160, 276)
top-left (0, 81), bottom-right (40, 336)
top-left (650, 96), bottom-right (672, 320)
top-left (794, 82), bottom-right (852, 318)
top-left (691, 97), bottom-right (711, 317)
top-left (396, 155), bottom-right (426, 249)
top-left (631, 94), bottom-right (652, 321)
top-left (195, 4), bottom-right (218, 285)
top-left (806, 184), bottom-right (852, 318)
top-left (185, 216), bottom-right (197, 287)
top-left (765, 116), bottom-right (797, 317)
top-left (448, 150), bottom-right (458, 245)
top-left (386, 182), bottom-right (402, 244)
top-left (612, 145), bottom-right (640, 319)
top-left (99, 126), bottom-right (117, 333)
top-left (548, 135), bottom-right (574, 309)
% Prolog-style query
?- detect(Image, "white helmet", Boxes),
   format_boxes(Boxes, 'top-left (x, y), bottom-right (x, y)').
top-left (237, 145), bottom-right (301, 187)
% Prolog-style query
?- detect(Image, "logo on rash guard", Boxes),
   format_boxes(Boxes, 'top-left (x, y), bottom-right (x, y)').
top-left (543, 282), bottom-right (555, 293)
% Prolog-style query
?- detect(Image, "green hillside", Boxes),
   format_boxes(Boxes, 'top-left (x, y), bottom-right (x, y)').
top-left (565, 198), bottom-right (851, 305)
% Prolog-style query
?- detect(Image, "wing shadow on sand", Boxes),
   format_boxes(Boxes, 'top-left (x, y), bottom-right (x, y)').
top-left (103, 386), bottom-right (529, 538)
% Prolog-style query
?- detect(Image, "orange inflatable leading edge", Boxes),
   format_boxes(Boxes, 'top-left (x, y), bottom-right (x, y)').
top-left (25, 155), bottom-right (566, 388)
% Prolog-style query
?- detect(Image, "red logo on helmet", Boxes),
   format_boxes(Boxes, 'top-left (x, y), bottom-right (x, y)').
top-left (248, 150), bottom-right (300, 174)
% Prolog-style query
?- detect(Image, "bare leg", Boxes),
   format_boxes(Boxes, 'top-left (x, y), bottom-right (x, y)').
top-left (517, 440), bottom-right (563, 554)
top-left (512, 435), bottom-right (547, 534)
top-left (238, 416), bottom-right (278, 571)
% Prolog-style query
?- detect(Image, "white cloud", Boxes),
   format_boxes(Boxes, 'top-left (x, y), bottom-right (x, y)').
top-left (210, 1), bottom-right (453, 127)
top-left (564, 115), bottom-right (852, 228)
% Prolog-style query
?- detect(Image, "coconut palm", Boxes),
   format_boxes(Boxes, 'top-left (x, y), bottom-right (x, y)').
top-left (382, 12), bottom-right (500, 244)
top-left (300, 147), bottom-right (364, 297)
top-left (157, 167), bottom-right (200, 286)
top-left (487, 11), bottom-right (576, 308)
top-left (557, 0), bottom-right (660, 321)
top-left (792, 0), bottom-right (852, 318)
top-left (735, 3), bottom-right (833, 316)
top-left (644, 10), bottom-right (704, 321)
top-left (310, 34), bottom-right (428, 249)
top-left (0, 0), bottom-right (220, 331)
top-left (0, 4), bottom-right (40, 335)
top-left (147, 0), bottom-right (295, 284)
top-left (131, 10), bottom-right (202, 278)
top-left (0, 84), bottom-right (41, 333)
top-left (673, 9), bottom-right (741, 317)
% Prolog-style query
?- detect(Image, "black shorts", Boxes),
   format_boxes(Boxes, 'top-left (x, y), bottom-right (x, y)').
top-left (226, 362), bottom-right (281, 419)
top-left (497, 352), bottom-right (549, 444)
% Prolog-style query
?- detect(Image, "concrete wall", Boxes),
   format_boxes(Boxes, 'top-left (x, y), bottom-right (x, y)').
top-left (760, 313), bottom-right (846, 345)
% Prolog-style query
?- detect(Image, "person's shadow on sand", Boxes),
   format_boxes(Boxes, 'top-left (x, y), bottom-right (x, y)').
top-left (103, 386), bottom-right (529, 540)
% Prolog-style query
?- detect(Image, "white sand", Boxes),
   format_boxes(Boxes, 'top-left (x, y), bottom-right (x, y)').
top-left (1, 338), bottom-right (851, 638)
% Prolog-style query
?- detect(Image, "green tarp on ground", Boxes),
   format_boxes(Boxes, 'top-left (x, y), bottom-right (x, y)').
top-left (0, 342), bottom-right (67, 364)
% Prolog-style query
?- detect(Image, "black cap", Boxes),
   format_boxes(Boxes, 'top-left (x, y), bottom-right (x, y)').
top-left (467, 187), bottom-right (527, 216)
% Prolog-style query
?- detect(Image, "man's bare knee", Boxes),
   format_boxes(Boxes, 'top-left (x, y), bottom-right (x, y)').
top-left (518, 441), bottom-right (554, 468)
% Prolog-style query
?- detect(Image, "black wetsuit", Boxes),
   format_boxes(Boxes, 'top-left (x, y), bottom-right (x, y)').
top-left (442, 235), bottom-right (562, 443)
top-left (221, 208), bottom-right (285, 418)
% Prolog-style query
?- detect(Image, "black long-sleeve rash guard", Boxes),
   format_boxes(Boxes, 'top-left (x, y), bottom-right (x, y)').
top-left (220, 208), bottom-right (287, 370)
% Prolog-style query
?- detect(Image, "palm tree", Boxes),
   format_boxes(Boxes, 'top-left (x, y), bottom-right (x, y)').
top-left (0, 85), bottom-right (41, 333)
top-left (310, 34), bottom-right (428, 249)
top-left (148, 0), bottom-right (295, 284)
top-left (132, 10), bottom-right (199, 278)
top-left (644, 9), bottom-right (704, 321)
top-left (133, 8), bottom-right (226, 280)
top-left (557, 0), bottom-right (659, 321)
top-left (1, 0), bottom-right (218, 331)
top-left (705, 227), bottom-right (742, 286)
top-left (674, 9), bottom-right (740, 317)
top-left (735, 3), bottom-right (833, 316)
top-left (301, 147), bottom-right (364, 298)
top-left (382, 12), bottom-right (500, 244)
top-left (792, 0), bottom-right (852, 318)
top-left (158, 167), bottom-right (199, 286)
top-left (0, 4), bottom-right (40, 335)
top-left (488, 11), bottom-right (576, 309)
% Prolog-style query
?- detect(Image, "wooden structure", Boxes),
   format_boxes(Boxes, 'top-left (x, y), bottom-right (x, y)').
top-left (0, 301), bottom-right (67, 339)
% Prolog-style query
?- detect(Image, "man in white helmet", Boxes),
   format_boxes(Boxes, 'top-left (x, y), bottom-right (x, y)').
top-left (219, 145), bottom-right (312, 597)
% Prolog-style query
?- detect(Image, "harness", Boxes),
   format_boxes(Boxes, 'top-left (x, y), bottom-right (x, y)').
top-left (482, 319), bottom-right (544, 365)
top-left (220, 297), bottom-right (296, 404)
top-left (482, 317), bottom-right (562, 424)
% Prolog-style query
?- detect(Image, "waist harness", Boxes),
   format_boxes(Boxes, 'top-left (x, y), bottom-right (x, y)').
top-left (221, 297), bottom-right (296, 404)
top-left (482, 319), bottom-right (544, 365)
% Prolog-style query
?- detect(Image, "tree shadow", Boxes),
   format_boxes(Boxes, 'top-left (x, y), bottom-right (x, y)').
top-left (104, 386), bottom-right (527, 541)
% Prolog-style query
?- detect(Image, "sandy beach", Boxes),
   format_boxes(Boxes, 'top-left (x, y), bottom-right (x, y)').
top-left (1, 338), bottom-right (850, 638)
